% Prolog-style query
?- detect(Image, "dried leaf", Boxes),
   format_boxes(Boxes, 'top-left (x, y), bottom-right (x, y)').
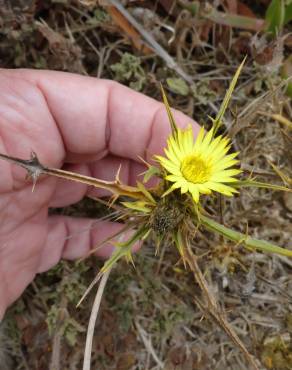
top-left (105, 5), bottom-right (152, 54)
top-left (202, 3), bottom-right (264, 31)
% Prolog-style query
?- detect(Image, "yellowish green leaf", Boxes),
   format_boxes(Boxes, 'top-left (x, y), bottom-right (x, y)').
top-left (136, 181), bottom-right (156, 203)
top-left (173, 229), bottom-right (186, 264)
top-left (265, 0), bottom-right (285, 35)
top-left (200, 214), bottom-right (292, 257)
top-left (143, 165), bottom-right (161, 182)
top-left (100, 226), bottom-right (149, 274)
top-left (160, 85), bottom-right (178, 136)
top-left (233, 179), bottom-right (291, 192)
top-left (213, 58), bottom-right (246, 134)
top-left (122, 200), bottom-right (152, 213)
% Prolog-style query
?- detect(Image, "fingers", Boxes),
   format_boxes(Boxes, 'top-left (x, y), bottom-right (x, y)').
top-left (38, 215), bottom-right (138, 273)
top-left (2, 70), bottom-right (200, 164)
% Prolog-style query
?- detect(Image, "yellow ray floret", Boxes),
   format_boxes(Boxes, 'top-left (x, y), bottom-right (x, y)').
top-left (156, 125), bottom-right (241, 203)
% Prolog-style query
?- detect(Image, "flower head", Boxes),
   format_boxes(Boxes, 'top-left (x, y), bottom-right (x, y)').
top-left (156, 125), bottom-right (241, 203)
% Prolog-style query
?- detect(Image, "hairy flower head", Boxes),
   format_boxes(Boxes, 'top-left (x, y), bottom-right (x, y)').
top-left (156, 125), bottom-right (241, 203)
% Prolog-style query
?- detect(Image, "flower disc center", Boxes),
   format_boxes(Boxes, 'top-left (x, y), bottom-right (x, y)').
top-left (181, 154), bottom-right (211, 184)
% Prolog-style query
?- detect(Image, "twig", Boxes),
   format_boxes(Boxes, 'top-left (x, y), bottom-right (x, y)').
top-left (83, 267), bottom-right (112, 370)
top-left (107, 0), bottom-right (193, 83)
top-left (135, 320), bottom-right (164, 369)
top-left (0, 151), bottom-right (146, 200)
top-left (50, 327), bottom-right (62, 370)
top-left (49, 296), bottom-right (70, 370)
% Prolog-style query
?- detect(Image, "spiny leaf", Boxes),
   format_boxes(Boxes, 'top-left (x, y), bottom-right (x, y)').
top-left (160, 84), bottom-right (178, 136)
top-left (200, 214), bottom-right (292, 257)
top-left (233, 179), bottom-right (292, 192)
top-left (100, 226), bottom-right (149, 274)
top-left (213, 58), bottom-right (246, 135)
top-left (77, 226), bottom-right (148, 307)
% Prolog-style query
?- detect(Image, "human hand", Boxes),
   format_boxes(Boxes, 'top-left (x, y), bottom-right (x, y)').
top-left (0, 70), bottom-right (199, 319)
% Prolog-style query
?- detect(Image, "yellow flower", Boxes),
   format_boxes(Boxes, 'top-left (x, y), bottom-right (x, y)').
top-left (156, 125), bottom-right (241, 203)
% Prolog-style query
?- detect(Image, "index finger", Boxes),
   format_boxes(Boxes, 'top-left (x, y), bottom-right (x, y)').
top-left (5, 69), bottom-right (200, 163)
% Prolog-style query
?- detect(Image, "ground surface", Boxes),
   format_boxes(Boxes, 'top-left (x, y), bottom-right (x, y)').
top-left (0, 1), bottom-right (291, 369)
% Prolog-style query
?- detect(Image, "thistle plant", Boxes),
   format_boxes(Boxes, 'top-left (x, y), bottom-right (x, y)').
top-left (0, 60), bottom-right (291, 370)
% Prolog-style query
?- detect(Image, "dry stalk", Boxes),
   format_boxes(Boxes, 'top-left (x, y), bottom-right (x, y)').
top-left (82, 267), bottom-right (112, 370)
top-left (184, 242), bottom-right (260, 370)
top-left (135, 320), bottom-right (164, 369)
top-left (106, 0), bottom-right (193, 83)
top-left (49, 296), bottom-right (68, 370)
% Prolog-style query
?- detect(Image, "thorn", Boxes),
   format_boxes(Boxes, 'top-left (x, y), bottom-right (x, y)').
top-left (115, 164), bottom-right (122, 183)
top-left (0, 151), bottom-right (45, 191)
top-left (76, 272), bottom-right (102, 308)
top-left (108, 195), bottom-right (118, 209)
top-left (31, 177), bottom-right (37, 193)
top-left (127, 253), bottom-right (136, 269)
top-left (25, 151), bottom-right (45, 191)
top-left (137, 155), bottom-right (151, 168)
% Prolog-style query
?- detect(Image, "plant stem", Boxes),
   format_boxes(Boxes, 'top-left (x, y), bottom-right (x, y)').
top-left (184, 238), bottom-right (260, 370)
top-left (83, 267), bottom-right (112, 370)
top-left (200, 214), bottom-right (292, 257)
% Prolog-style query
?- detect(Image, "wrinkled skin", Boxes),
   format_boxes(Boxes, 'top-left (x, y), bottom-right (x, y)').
top-left (0, 70), bottom-right (199, 319)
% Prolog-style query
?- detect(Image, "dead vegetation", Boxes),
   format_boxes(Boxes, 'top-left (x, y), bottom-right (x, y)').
top-left (0, 1), bottom-right (291, 369)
